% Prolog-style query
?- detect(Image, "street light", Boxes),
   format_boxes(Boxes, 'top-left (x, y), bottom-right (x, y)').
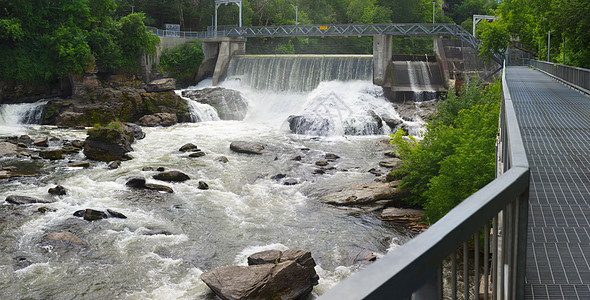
top-left (432, 2), bottom-right (435, 24)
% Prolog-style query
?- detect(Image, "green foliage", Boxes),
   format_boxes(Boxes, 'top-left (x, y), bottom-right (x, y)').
top-left (493, 0), bottom-right (590, 68)
top-left (391, 79), bottom-right (501, 223)
top-left (158, 40), bottom-right (205, 80)
top-left (476, 19), bottom-right (510, 62)
top-left (0, 0), bottom-right (158, 83)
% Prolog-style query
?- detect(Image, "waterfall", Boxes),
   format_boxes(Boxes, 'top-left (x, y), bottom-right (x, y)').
top-left (0, 100), bottom-right (48, 126)
top-left (225, 55), bottom-right (373, 92)
top-left (406, 61), bottom-right (437, 102)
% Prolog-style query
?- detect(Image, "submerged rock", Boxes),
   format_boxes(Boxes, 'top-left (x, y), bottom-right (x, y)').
top-left (108, 161), bottom-right (121, 169)
top-left (201, 250), bottom-right (318, 300)
top-left (6, 195), bottom-right (52, 205)
top-left (229, 141), bottom-right (264, 155)
top-left (216, 156), bottom-right (229, 163)
top-left (153, 171), bottom-right (190, 182)
top-left (325, 153), bottom-right (340, 160)
top-left (43, 231), bottom-right (86, 249)
top-left (283, 178), bottom-right (298, 185)
top-left (106, 209), bottom-right (127, 219)
top-left (182, 87), bottom-right (249, 121)
top-left (189, 151), bottom-right (206, 158)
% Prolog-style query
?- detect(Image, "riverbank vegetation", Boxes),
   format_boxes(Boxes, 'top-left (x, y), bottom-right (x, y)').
top-left (158, 41), bottom-right (205, 84)
top-left (0, 0), bottom-right (159, 84)
top-left (391, 79), bottom-right (501, 223)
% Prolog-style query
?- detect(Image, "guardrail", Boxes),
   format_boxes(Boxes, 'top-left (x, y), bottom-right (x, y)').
top-left (530, 60), bottom-right (590, 95)
top-left (320, 62), bottom-right (529, 299)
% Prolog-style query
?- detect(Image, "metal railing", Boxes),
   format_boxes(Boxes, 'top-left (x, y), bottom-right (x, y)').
top-left (530, 60), bottom-right (590, 94)
top-left (146, 23), bottom-right (502, 64)
top-left (320, 62), bottom-right (529, 299)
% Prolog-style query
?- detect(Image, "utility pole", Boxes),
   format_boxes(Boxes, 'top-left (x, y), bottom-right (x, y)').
top-left (547, 30), bottom-right (551, 62)
top-left (296, 6), bottom-right (298, 25)
top-left (131, 6), bottom-right (134, 13)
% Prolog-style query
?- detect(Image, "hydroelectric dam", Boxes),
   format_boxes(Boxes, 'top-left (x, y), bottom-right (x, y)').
top-left (146, 23), bottom-right (499, 102)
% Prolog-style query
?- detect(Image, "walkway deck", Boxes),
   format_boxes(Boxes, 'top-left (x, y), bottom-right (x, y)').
top-left (507, 66), bottom-right (590, 299)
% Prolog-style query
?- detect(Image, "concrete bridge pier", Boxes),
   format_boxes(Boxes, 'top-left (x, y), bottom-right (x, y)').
top-left (373, 34), bottom-right (393, 86)
top-left (199, 37), bottom-right (246, 85)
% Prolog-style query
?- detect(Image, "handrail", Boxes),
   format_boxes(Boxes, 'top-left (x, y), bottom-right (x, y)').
top-left (146, 23), bottom-right (502, 64)
top-left (320, 62), bottom-right (529, 299)
top-left (529, 60), bottom-right (590, 95)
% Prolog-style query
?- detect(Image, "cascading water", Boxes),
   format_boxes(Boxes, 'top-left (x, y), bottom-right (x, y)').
top-left (0, 55), bottom-right (425, 299)
top-left (0, 101), bottom-right (48, 126)
top-left (225, 55), bottom-right (373, 92)
top-left (406, 61), bottom-right (438, 102)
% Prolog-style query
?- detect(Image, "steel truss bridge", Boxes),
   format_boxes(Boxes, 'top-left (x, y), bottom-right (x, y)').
top-left (148, 23), bottom-right (502, 63)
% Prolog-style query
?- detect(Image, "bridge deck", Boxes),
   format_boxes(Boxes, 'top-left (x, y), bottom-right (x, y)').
top-left (507, 66), bottom-right (590, 299)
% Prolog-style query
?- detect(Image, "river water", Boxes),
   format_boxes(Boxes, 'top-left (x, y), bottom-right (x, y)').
top-left (0, 56), bottom-right (428, 299)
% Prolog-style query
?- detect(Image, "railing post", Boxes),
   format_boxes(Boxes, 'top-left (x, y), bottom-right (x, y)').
top-left (412, 266), bottom-right (442, 300)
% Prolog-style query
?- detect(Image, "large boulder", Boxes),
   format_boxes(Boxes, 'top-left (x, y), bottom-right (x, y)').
top-left (145, 78), bottom-right (176, 92)
top-left (182, 87), bottom-right (249, 121)
top-left (201, 250), bottom-right (319, 300)
top-left (229, 141), bottom-right (264, 155)
top-left (320, 181), bottom-right (399, 205)
top-left (137, 113), bottom-right (178, 127)
top-left (83, 123), bottom-right (136, 162)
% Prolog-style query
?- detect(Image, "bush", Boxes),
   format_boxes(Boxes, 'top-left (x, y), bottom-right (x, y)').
top-left (391, 78), bottom-right (501, 223)
top-left (158, 40), bottom-right (204, 82)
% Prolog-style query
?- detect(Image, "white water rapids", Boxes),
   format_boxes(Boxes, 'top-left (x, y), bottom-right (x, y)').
top-left (0, 57), bottom-right (427, 299)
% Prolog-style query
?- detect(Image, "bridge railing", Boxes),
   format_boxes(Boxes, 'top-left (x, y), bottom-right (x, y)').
top-left (530, 60), bottom-right (590, 94)
top-left (320, 62), bottom-right (529, 300)
top-left (146, 26), bottom-right (215, 39)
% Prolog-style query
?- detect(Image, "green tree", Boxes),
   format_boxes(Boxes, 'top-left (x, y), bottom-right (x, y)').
top-left (158, 40), bottom-right (205, 81)
top-left (391, 79), bottom-right (501, 223)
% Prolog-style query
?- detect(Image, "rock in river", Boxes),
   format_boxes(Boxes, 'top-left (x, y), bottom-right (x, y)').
top-left (137, 113), bottom-right (178, 127)
top-left (48, 185), bottom-right (67, 196)
top-left (182, 87), bottom-right (249, 121)
top-left (6, 195), bottom-right (52, 205)
top-left (320, 182), bottom-right (399, 205)
top-left (201, 250), bottom-right (319, 300)
top-left (229, 141), bottom-right (264, 155)
top-left (153, 171), bottom-right (190, 182)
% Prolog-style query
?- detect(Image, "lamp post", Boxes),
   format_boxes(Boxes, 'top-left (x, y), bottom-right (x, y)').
top-left (547, 30), bottom-right (551, 62)
top-left (432, 2), bottom-right (435, 24)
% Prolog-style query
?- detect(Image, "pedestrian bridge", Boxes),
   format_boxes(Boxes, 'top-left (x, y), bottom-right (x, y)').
top-left (147, 23), bottom-right (501, 86)
top-left (320, 61), bottom-right (590, 299)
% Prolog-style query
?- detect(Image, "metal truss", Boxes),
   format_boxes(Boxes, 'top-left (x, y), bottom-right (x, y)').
top-left (148, 23), bottom-right (503, 64)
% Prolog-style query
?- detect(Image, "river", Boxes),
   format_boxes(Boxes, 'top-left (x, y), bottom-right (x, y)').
top-left (0, 56), bottom-right (430, 299)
